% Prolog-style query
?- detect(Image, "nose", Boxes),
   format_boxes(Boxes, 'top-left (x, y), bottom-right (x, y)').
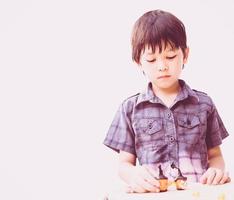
top-left (156, 60), bottom-right (168, 71)
top-left (157, 64), bottom-right (168, 71)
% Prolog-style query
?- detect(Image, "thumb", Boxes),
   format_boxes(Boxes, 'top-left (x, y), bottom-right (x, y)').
top-left (199, 171), bottom-right (209, 184)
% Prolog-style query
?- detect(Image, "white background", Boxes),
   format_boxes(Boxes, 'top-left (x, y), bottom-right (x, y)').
top-left (0, 0), bottom-right (233, 199)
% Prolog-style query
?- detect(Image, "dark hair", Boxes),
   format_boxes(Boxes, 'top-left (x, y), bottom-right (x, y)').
top-left (131, 10), bottom-right (187, 64)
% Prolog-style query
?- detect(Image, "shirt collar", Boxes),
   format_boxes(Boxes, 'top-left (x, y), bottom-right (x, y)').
top-left (136, 79), bottom-right (199, 107)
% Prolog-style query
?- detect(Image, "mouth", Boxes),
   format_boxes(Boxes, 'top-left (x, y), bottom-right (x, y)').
top-left (157, 75), bottom-right (171, 79)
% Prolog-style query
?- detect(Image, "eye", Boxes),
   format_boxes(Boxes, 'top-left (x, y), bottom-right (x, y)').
top-left (146, 59), bottom-right (156, 63)
top-left (166, 55), bottom-right (177, 60)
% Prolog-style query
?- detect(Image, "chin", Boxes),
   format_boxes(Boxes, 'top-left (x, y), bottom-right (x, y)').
top-left (154, 79), bottom-right (178, 89)
top-left (157, 83), bottom-right (173, 89)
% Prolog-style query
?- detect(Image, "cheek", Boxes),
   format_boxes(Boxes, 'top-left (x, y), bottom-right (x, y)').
top-left (172, 59), bottom-right (182, 66)
top-left (169, 62), bottom-right (182, 75)
top-left (143, 68), bottom-right (158, 79)
top-left (148, 67), bottom-right (159, 76)
top-left (170, 60), bottom-right (183, 70)
top-left (142, 64), bottom-right (154, 73)
top-left (173, 67), bottom-right (183, 77)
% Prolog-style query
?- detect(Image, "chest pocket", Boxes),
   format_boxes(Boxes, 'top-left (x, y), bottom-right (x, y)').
top-left (134, 118), bottom-right (164, 145)
top-left (176, 115), bottom-right (201, 144)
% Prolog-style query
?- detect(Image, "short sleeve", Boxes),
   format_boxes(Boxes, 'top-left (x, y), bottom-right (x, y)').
top-left (206, 103), bottom-right (229, 149)
top-left (103, 102), bottom-right (136, 155)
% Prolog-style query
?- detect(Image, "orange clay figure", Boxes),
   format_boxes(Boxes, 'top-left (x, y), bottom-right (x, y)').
top-left (156, 164), bottom-right (187, 192)
top-left (156, 165), bottom-right (169, 192)
top-left (171, 163), bottom-right (187, 190)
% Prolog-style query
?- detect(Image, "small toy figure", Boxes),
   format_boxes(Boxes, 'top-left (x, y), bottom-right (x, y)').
top-left (171, 163), bottom-right (187, 190)
top-left (156, 165), bottom-right (168, 192)
top-left (156, 163), bottom-right (187, 192)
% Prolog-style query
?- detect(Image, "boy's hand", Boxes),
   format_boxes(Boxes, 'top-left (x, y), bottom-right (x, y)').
top-left (126, 165), bottom-right (160, 193)
top-left (199, 167), bottom-right (231, 185)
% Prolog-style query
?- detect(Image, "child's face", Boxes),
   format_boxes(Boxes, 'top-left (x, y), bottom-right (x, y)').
top-left (139, 43), bottom-right (189, 91)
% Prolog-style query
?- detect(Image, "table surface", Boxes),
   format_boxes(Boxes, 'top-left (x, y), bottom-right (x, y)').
top-left (106, 182), bottom-right (234, 200)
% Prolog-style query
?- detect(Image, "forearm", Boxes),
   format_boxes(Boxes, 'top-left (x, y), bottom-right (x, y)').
top-left (207, 146), bottom-right (225, 170)
top-left (208, 154), bottom-right (225, 170)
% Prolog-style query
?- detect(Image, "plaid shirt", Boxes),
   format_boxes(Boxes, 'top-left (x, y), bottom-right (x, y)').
top-left (103, 80), bottom-right (228, 182)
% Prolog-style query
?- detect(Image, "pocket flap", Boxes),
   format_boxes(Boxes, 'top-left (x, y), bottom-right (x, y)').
top-left (137, 118), bottom-right (163, 135)
top-left (177, 115), bottom-right (200, 128)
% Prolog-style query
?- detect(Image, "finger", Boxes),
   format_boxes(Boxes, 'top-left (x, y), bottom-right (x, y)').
top-left (125, 185), bottom-right (134, 193)
top-left (143, 167), bottom-right (160, 187)
top-left (206, 169), bottom-right (216, 185)
top-left (126, 184), bottom-right (143, 193)
top-left (212, 169), bottom-right (223, 185)
top-left (199, 175), bottom-right (207, 184)
top-left (219, 171), bottom-right (230, 184)
top-left (138, 178), bottom-right (160, 193)
top-left (199, 171), bottom-right (209, 184)
top-left (131, 182), bottom-right (148, 193)
top-left (226, 176), bottom-right (231, 183)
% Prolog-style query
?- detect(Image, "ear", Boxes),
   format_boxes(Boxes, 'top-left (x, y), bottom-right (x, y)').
top-left (183, 47), bottom-right (189, 64)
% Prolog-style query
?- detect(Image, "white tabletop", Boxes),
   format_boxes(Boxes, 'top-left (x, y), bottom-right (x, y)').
top-left (106, 182), bottom-right (234, 200)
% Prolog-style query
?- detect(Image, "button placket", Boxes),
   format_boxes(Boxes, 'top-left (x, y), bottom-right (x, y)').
top-left (166, 111), bottom-right (172, 120)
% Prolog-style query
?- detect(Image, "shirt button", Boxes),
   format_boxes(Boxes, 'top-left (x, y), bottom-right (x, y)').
top-left (167, 113), bottom-right (171, 119)
top-left (148, 123), bottom-right (153, 129)
top-left (169, 136), bottom-right (175, 142)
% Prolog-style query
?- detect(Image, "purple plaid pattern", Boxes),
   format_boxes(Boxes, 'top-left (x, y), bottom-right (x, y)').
top-left (103, 80), bottom-right (228, 182)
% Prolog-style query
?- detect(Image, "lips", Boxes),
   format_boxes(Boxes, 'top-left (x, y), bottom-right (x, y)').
top-left (157, 75), bottom-right (171, 79)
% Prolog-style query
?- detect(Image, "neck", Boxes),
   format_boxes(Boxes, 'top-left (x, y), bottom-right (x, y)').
top-left (152, 81), bottom-right (181, 108)
top-left (152, 81), bottom-right (180, 97)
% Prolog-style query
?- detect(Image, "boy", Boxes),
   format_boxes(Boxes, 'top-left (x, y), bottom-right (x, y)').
top-left (103, 10), bottom-right (230, 193)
